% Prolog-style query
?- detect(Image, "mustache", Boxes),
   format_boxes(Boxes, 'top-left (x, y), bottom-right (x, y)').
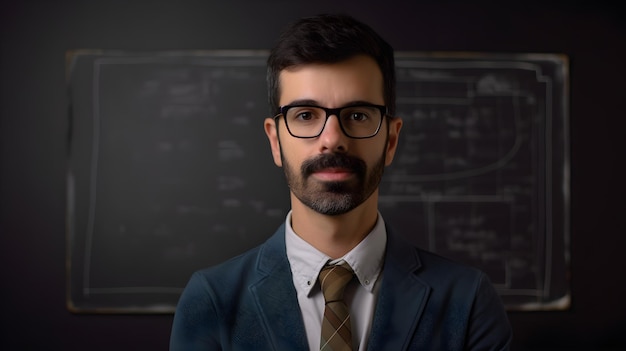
top-left (301, 153), bottom-right (366, 178)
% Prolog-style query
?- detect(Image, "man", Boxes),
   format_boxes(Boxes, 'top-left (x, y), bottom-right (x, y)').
top-left (170, 14), bottom-right (512, 350)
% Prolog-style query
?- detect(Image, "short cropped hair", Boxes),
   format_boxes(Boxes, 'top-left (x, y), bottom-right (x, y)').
top-left (267, 14), bottom-right (396, 116)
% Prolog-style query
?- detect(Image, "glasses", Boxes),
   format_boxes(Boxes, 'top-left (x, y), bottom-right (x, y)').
top-left (275, 103), bottom-right (387, 139)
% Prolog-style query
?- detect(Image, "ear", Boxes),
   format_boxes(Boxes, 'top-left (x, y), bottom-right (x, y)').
top-left (264, 117), bottom-right (283, 167)
top-left (384, 117), bottom-right (403, 166)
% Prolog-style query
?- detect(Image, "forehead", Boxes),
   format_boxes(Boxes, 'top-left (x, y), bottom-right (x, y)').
top-left (278, 55), bottom-right (384, 107)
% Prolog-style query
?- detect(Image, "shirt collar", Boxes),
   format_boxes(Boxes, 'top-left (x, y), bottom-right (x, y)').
top-left (285, 211), bottom-right (387, 296)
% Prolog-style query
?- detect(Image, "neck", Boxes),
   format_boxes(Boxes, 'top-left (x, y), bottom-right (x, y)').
top-left (289, 191), bottom-right (379, 259)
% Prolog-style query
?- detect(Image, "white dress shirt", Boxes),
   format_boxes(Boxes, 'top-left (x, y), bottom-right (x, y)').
top-left (285, 211), bottom-right (387, 350)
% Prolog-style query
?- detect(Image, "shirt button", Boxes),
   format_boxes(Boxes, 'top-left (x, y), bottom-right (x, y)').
top-left (365, 280), bottom-right (370, 285)
top-left (307, 280), bottom-right (312, 286)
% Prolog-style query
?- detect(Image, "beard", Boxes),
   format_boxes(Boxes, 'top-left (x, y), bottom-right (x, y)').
top-left (280, 146), bottom-right (386, 216)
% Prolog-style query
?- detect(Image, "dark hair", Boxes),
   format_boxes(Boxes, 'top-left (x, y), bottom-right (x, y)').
top-left (267, 14), bottom-right (396, 116)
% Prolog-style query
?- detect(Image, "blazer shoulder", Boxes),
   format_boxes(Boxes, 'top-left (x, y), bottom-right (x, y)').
top-left (385, 230), bottom-right (486, 291)
top-left (416, 247), bottom-right (483, 277)
top-left (196, 245), bottom-right (261, 279)
top-left (381, 228), bottom-right (512, 350)
top-left (192, 224), bottom-right (287, 291)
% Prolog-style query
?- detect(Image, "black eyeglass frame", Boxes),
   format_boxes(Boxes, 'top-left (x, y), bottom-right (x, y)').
top-left (273, 103), bottom-right (388, 139)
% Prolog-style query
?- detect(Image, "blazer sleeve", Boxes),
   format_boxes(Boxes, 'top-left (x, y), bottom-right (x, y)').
top-left (465, 272), bottom-right (513, 351)
top-left (170, 271), bottom-right (222, 351)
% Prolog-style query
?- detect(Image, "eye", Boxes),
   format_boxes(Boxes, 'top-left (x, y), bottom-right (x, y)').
top-left (294, 111), bottom-right (314, 121)
top-left (287, 106), bottom-right (323, 123)
top-left (343, 107), bottom-right (376, 123)
top-left (347, 111), bottom-right (369, 122)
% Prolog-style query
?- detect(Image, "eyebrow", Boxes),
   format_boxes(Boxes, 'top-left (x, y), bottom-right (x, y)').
top-left (282, 99), bottom-right (381, 108)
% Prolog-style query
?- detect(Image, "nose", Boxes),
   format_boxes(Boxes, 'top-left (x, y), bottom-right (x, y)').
top-left (318, 114), bottom-right (347, 153)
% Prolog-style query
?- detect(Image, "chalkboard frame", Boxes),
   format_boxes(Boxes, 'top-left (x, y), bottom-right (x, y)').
top-left (66, 50), bottom-right (569, 313)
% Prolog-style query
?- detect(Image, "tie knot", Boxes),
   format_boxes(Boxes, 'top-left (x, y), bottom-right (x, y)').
top-left (319, 263), bottom-right (354, 303)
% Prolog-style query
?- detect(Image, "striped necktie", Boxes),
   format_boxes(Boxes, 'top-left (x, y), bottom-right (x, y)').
top-left (319, 262), bottom-right (354, 351)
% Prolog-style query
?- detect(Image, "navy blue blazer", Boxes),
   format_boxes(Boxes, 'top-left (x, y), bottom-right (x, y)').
top-left (170, 224), bottom-right (512, 350)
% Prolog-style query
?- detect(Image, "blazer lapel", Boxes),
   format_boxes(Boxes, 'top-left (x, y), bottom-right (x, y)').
top-left (250, 226), bottom-right (308, 351)
top-left (367, 229), bottom-right (431, 351)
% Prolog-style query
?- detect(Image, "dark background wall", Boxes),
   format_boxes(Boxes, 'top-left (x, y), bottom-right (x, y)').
top-left (1, 0), bottom-right (624, 350)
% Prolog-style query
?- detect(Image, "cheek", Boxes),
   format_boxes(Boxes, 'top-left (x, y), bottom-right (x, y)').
top-left (278, 140), bottom-right (305, 169)
top-left (362, 139), bottom-right (388, 164)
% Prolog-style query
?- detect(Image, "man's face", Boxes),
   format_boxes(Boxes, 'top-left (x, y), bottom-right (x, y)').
top-left (265, 55), bottom-right (402, 216)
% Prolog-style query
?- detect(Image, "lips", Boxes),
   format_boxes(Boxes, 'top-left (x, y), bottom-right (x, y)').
top-left (312, 167), bottom-right (355, 181)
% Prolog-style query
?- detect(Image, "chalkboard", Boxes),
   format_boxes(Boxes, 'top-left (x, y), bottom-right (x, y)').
top-left (66, 51), bottom-right (569, 313)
